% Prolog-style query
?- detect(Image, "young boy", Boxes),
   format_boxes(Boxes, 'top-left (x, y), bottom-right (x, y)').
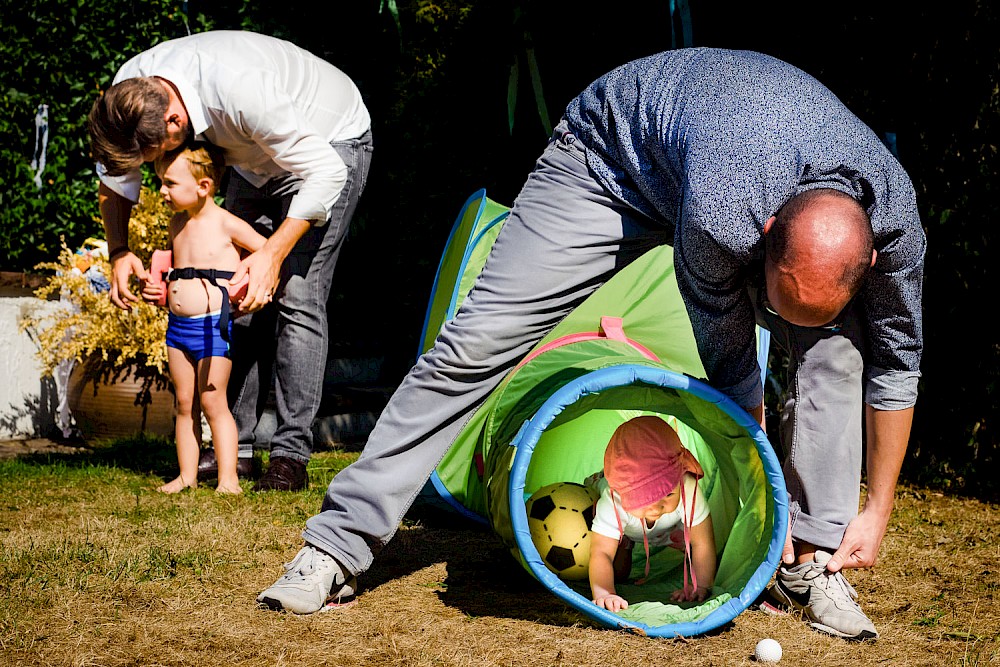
top-left (588, 415), bottom-right (717, 612)
top-left (143, 142), bottom-right (266, 494)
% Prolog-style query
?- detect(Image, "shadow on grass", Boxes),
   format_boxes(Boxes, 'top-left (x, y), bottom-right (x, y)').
top-left (8, 433), bottom-right (180, 480)
top-left (363, 500), bottom-right (597, 628)
top-left (7, 439), bottom-right (733, 631)
top-left (375, 498), bottom-right (740, 633)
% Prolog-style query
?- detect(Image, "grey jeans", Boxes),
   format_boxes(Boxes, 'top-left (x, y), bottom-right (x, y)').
top-left (752, 286), bottom-right (866, 552)
top-left (225, 130), bottom-right (373, 463)
top-left (303, 120), bottom-right (665, 574)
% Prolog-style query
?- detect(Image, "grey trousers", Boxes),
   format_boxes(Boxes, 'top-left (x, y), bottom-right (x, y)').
top-left (753, 290), bottom-right (866, 552)
top-left (225, 131), bottom-right (373, 463)
top-left (303, 121), bottom-right (665, 573)
top-left (303, 121), bottom-right (865, 575)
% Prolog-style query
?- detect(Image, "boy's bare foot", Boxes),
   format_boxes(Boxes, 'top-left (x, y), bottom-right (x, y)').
top-left (157, 475), bottom-right (196, 494)
top-left (216, 481), bottom-right (243, 495)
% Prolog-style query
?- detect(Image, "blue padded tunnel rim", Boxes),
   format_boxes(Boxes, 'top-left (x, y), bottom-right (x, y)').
top-left (428, 470), bottom-right (490, 525)
top-left (426, 328), bottom-right (770, 527)
top-left (508, 364), bottom-right (789, 638)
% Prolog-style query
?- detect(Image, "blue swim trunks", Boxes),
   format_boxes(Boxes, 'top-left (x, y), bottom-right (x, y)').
top-left (166, 311), bottom-right (232, 361)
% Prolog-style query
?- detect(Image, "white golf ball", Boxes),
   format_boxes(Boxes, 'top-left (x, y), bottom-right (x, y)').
top-left (754, 638), bottom-right (782, 662)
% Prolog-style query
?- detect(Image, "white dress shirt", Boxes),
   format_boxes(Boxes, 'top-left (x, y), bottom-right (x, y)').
top-left (98, 30), bottom-right (371, 224)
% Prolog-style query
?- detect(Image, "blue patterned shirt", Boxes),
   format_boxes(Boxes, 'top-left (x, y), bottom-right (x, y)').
top-left (565, 48), bottom-right (924, 410)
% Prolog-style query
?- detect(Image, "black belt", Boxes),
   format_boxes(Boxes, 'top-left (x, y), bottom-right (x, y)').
top-left (165, 267), bottom-right (236, 342)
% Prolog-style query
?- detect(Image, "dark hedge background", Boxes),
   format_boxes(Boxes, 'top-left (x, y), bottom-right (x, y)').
top-left (1, 1), bottom-right (996, 499)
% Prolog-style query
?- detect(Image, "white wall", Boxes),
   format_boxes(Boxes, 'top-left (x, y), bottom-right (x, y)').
top-left (0, 292), bottom-right (63, 439)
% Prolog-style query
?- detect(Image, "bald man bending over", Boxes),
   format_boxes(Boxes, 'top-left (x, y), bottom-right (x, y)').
top-left (258, 48), bottom-right (924, 643)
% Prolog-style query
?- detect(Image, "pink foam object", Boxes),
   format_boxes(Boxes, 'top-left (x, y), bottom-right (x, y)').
top-left (149, 249), bottom-right (248, 305)
top-left (227, 274), bottom-right (249, 302)
top-left (149, 250), bottom-right (172, 307)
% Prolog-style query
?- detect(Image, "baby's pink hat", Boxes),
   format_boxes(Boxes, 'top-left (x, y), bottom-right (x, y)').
top-left (604, 415), bottom-right (703, 512)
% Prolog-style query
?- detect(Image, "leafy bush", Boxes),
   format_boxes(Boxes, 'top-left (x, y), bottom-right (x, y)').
top-left (19, 187), bottom-right (172, 403)
top-left (0, 0), bottom-right (214, 271)
top-left (3, 0), bottom-right (999, 498)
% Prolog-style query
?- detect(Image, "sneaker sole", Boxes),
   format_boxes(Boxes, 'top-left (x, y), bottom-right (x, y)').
top-left (809, 620), bottom-right (878, 642)
top-left (256, 595), bottom-right (311, 614)
top-left (773, 580), bottom-right (879, 642)
top-left (320, 598), bottom-right (358, 612)
top-left (756, 584), bottom-right (789, 616)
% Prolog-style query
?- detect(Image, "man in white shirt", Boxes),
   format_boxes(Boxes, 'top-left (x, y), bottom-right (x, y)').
top-left (87, 30), bottom-right (373, 491)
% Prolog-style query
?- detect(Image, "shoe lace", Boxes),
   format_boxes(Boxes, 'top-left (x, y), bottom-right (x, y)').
top-left (282, 548), bottom-right (319, 580)
top-left (270, 457), bottom-right (295, 476)
top-left (802, 565), bottom-right (859, 603)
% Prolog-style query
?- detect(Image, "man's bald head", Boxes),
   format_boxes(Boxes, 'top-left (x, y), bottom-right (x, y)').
top-left (764, 188), bottom-right (875, 327)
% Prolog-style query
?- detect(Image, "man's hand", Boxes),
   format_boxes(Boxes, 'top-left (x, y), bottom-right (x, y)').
top-left (231, 216), bottom-right (311, 314)
top-left (231, 245), bottom-right (282, 314)
top-left (782, 520), bottom-right (795, 565)
top-left (99, 183), bottom-right (143, 310)
top-left (749, 399), bottom-right (766, 434)
top-left (827, 506), bottom-right (889, 572)
top-left (110, 252), bottom-right (149, 310)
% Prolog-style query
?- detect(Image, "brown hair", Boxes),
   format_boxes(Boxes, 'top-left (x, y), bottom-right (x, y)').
top-left (86, 77), bottom-right (169, 176)
top-left (154, 142), bottom-right (226, 195)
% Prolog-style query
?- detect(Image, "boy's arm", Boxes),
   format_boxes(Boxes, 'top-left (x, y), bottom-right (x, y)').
top-left (590, 531), bottom-right (628, 612)
top-left (225, 213), bottom-right (268, 254)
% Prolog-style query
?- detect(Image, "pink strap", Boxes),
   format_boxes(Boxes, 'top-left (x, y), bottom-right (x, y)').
top-left (599, 316), bottom-right (627, 341)
top-left (637, 522), bottom-right (651, 585)
top-left (515, 317), bottom-right (659, 371)
top-left (680, 479), bottom-right (699, 598)
top-left (612, 479), bottom-right (700, 597)
top-left (612, 492), bottom-right (652, 585)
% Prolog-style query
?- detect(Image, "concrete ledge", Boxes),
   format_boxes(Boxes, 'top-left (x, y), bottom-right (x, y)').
top-left (0, 437), bottom-right (88, 460)
top-left (0, 290), bottom-right (62, 440)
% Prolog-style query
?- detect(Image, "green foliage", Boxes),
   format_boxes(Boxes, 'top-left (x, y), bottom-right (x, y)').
top-left (19, 187), bottom-right (173, 405)
top-left (2, 0), bottom-right (999, 498)
top-left (0, 0), bottom-right (218, 272)
top-left (893, 2), bottom-right (1000, 500)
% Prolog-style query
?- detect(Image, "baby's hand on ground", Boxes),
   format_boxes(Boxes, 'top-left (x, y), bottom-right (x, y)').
top-left (671, 585), bottom-right (710, 602)
top-left (593, 594), bottom-right (628, 612)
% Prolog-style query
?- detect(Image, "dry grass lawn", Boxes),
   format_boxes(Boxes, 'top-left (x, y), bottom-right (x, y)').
top-left (0, 436), bottom-right (997, 666)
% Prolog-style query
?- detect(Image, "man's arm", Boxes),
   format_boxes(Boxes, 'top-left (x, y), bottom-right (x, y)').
top-left (821, 168), bottom-right (923, 572)
top-left (98, 182), bottom-right (148, 310)
top-left (231, 216), bottom-right (311, 313)
top-left (826, 405), bottom-right (914, 572)
top-left (223, 84), bottom-right (349, 313)
top-left (672, 235), bottom-right (764, 413)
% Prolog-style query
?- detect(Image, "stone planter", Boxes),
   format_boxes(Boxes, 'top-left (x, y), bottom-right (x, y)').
top-left (67, 364), bottom-right (175, 441)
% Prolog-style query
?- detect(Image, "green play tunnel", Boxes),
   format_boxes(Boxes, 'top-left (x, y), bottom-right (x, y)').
top-left (417, 191), bottom-right (788, 637)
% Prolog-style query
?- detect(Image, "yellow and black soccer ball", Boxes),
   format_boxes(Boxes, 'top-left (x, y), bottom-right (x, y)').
top-left (525, 481), bottom-right (600, 581)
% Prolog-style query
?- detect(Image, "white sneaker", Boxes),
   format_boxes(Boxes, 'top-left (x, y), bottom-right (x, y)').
top-left (773, 550), bottom-right (878, 641)
top-left (257, 545), bottom-right (357, 614)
